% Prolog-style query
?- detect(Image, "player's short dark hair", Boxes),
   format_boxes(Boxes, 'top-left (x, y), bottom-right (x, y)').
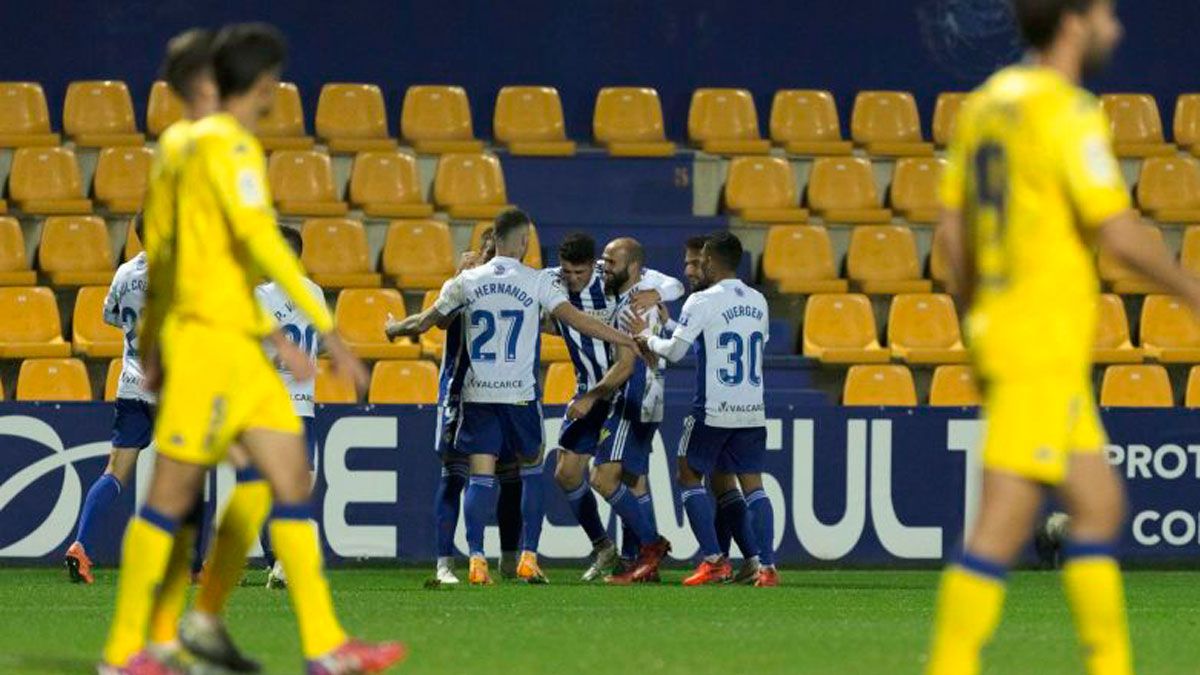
top-left (280, 226), bottom-right (303, 258)
top-left (703, 231), bottom-right (743, 271)
top-left (211, 23), bottom-right (287, 98)
top-left (558, 232), bottom-right (596, 265)
top-left (685, 235), bottom-right (709, 253)
top-left (1012, 0), bottom-right (1101, 49)
top-left (160, 28), bottom-right (214, 100)
top-left (493, 208), bottom-right (532, 244)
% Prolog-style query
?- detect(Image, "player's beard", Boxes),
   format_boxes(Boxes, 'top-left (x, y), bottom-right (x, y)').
top-left (605, 268), bottom-right (630, 296)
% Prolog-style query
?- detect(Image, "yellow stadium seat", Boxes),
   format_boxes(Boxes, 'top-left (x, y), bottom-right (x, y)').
top-left (400, 85), bottom-right (484, 154)
top-left (802, 293), bottom-right (889, 364)
top-left (593, 87), bottom-right (676, 157)
top-left (540, 333), bottom-right (570, 362)
top-left (494, 86), bottom-right (576, 156)
top-left (470, 220), bottom-right (541, 268)
top-left (1187, 367), bottom-right (1200, 407)
top-left (1094, 294), bottom-right (1142, 364)
top-left (347, 151), bottom-right (433, 218)
top-left (687, 89), bottom-right (771, 155)
top-left (334, 288), bottom-right (420, 359)
top-left (850, 91), bottom-right (933, 157)
top-left (94, 146), bottom-right (153, 214)
top-left (1183, 226), bottom-right (1200, 275)
top-left (315, 358), bottom-right (358, 404)
top-left (1175, 95), bottom-right (1200, 155)
top-left (315, 83), bottom-right (396, 153)
top-left (1100, 94), bottom-right (1174, 158)
top-left (0, 82), bottom-right (60, 147)
top-left (1136, 156), bottom-right (1200, 223)
top-left (8, 147), bottom-right (93, 214)
top-left (890, 157), bottom-right (945, 224)
top-left (1097, 222), bottom-right (1164, 293)
top-left (146, 81), bottom-right (184, 139)
top-left (929, 225), bottom-right (955, 293)
top-left (806, 157), bottom-right (892, 223)
top-left (268, 151), bottom-right (348, 217)
top-left (932, 93), bottom-right (967, 147)
top-left (847, 225), bottom-right (932, 294)
top-left (543, 362), bottom-right (577, 404)
top-left (843, 365), bottom-right (917, 406)
top-left (0, 287), bottom-right (70, 357)
top-left (418, 290), bottom-right (448, 360)
top-left (724, 156), bottom-right (809, 223)
top-left (888, 293), bottom-right (966, 364)
top-left (1140, 294), bottom-right (1200, 362)
top-left (104, 358), bottom-right (120, 401)
top-left (382, 220), bottom-right (456, 289)
top-left (433, 153), bottom-right (514, 220)
top-left (39, 216), bottom-right (113, 286)
top-left (769, 90), bottom-right (852, 156)
top-left (929, 365), bottom-right (980, 407)
top-left (63, 81), bottom-right (143, 147)
top-left (300, 218), bottom-right (381, 288)
top-left (0, 217), bottom-right (37, 286)
top-left (1100, 365), bottom-right (1173, 407)
top-left (760, 225), bottom-right (847, 294)
top-left (368, 360), bottom-right (438, 404)
top-left (257, 82), bottom-right (314, 150)
top-left (72, 286), bottom-right (122, 358)
top-left (124, 221), bottom-right (143, 260)
top-left (17, 358), bottom-right (91, 401)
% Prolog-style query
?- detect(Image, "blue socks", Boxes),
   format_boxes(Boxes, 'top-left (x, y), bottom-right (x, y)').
top-left (519, 463), bottom-right (545, 552)
top-left (564, 480), bottom-right (608, 546)
top-left (715, 489), bottom-right (751, 558)
top-left (497, 466), bottom-right (523, 555)
top-left (605, 484), bottom-right (655, 544)
top-left (746, 489), bottom-right (775, 566)
top-left (435, 462), bottom-right (469, 557)
top-left (464, 475), bottom-right (498, 557)
top-left (638, 492), bottom-right (657, 534)
top-left (75, 473), bottom-right (122, 551)
top-left (681, 486), bottom-right (720, 558)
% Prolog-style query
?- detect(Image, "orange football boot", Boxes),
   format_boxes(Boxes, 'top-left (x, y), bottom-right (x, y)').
top-left (468, 555), bottom-right (494, 585)
top-left (682, 557), bottom-right (733, 586)
top-left (65, 541), bottom-right (94, 584)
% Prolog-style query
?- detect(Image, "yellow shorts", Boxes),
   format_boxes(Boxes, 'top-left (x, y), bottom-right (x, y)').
top-left (154, 321), bottom-right (300, 467)
top-left (980, 376), bottom-right (1107, 485)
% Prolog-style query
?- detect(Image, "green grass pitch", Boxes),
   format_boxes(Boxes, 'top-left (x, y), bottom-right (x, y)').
top-left (0, 567), bottom-right (1197, 674)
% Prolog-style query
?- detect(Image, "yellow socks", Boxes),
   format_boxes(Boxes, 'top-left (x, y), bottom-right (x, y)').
top-left (102, 508), bottom-right (178, 666)
top-left (148, 525), bottom-right (196, 646)
top-left (269, 504), bottom-right (347, 658)
top-left (1062, 542), bottom-right (1133, 675)
top-left (195, 480), bottom-right (272, 615)
top-left (926, 553), bottom-right (1007, 675)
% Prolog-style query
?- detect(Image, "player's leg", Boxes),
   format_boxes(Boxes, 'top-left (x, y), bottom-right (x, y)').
top-left (434, 454), bottom-right (469, 584)
top-left (738, 473), bottom-right (777, 586)
top-left (557, 447), bottom-right (616, 581)
top-left (726, 427), bottom-right (773, 585)
top-left (458, 403), bottom-right (502, 584)
top-left (268, 417), bottom-right (319, 589)
top-left (496, 461), bottom-right (522, 578)
top-left (627, 472), bottom-right (657, 547)
top-left (603, 422), bottom-right (670, 585)
top-left (676, 417), bottom-right (729, 585)
top-left (709, 471), bottom-right (742, 559)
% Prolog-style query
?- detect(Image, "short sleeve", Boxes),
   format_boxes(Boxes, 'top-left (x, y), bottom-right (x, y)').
top-left (1059, 100), bottom-right (1132, 228)
top-left (671, 294), bottom-right (708, 345)
top-left (102, 273), bottom-right (122, 327)
top-left (434, 275), bottom-right (467, 316)
top-left (536, 270), bottom-right (569, 312)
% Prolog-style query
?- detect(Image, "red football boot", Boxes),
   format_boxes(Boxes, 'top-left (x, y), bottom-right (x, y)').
top-left (682, 557), bottom-right (733, 586)
top-left (754, 567), bottom-right (780, 587)
top-left (606, 537), bottom-right (671, 585)
top-left (307, 639), bottom-right (408, 675)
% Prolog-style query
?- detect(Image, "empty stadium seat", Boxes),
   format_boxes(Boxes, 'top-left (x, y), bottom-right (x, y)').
top-left (1100, 365), bottom-right (1173, 407)
top-left (315, 358), bottom-right (358, 404)
top-left (592, 87), bottom-right (676, 157)
top-left (0, 287), bottom-right (70, 357)
top-left (1183, 226), bottom-right (1200, 275)
top-left (929, 365), bottom-right (981, 406)
top-left (146, 81), bottom-right (184, 138)
top-left (93, 146), bottom-right (153, 214)
top-left (1100, 94), bottom-right (1174, 158)
top-left (0, 217), bottom-right (36, 285)
top-left (382, 220), bottom-right (456, 289)
top-left (257, 82), bottom-right (314, 150)
top-left (315, 83), bottom-right (396, 153)
top-left (928, 225), bottom-right (955, 293)
top-left (1097, 222), bottom-right (1164, 293)
top-left (71, 286), bottom-right (122, 358)
top-left (17, 358), bottom-right (91, 401)
top-left (1140, 294), bottom-right (1200, 362)
top-left (334, 288), bottom-right (421, 359)
top-left (540, 333), bottom-right (570, 362)
top-left (124, 222), bottom-right (143, 260)
top-left (847, 225), bottom-right (932, 294)
top-left (267, 151), bottom-right (348, 217)
top-left (932, 92), bottom-right (967, 147)
top-left (0, 82), bottom-right (60, 147)
top-left (761, 225), bottom-right (847, 294)
top-left (8, 147), bottom-right (93, 214)
top-left (400, 85), bottom-right (484, 154)
top-left (104, 358), bottom-right (120, 401)
top-left (802, 293), bottom-right (888, 363)
top-left (368, 360), bottom-right (438, 404)
top-left (1094, 294), bottom-right (1142, 364)
top-left (687, 89), bottom-right (771, 155)
top-left (347, 151), bottom-right (433, 218)
top-left (433, 153), bottom-right (514, 219)
top-left (543, 362), bottom-right (577, 404)
top-left (39, 216), bottom-right (113, 286)
top-left (1175, 94), bottom-right (1200, 155)
top-left (806, 157), bottom-right (893, 223)
top-left (850, 91), bottom-right (933, 156)
top-left (300, 219), bottom-right (381, 288)
top-left (888, 293), bottom-right (966, 363)
top-left (63, 81), bottom-right (144, 147)
top-left (417, 290), bottom-right (448, 359)
top-left (724, 156), bottom-right (809, 223)
top-left (889, 157), bottom-right (944, 224)
top-left (494, 86), bottom-right (576, 156)
top-left (1187, 367), bottom-right (1200, 407)
top-left (470, 220), bottom-right (542, 268)
top-left (769, 90), bottom-right (852, 156)
top-left (1136, 156), bottom-right (1200, 222)
top-left (843, 365), bottom-right (917, 406)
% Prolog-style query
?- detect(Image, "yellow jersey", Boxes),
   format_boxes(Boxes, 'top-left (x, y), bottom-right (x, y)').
top-left (940, 65), bottom-right (1132, 379)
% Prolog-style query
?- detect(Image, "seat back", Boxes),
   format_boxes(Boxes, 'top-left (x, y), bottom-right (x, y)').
top-left (258, 82), bottom-right (307, 138)
top-left (1141, 294), bottom-right (1200, 350)
top-left (0, 287), bottom-right (63, 343)
top-left (63, 80), bottom-right (137, 137)
top-left (851, 91), bottom-right (923, 145)
top-left (40, 216), bottom-right (113, 274)
top-left (9, 147), bottom-right (85, 202)
top-left (348, 151), bottom-right (423, 206)
top-left (146, 81), bottom-right (185, 138)
top-left (725, 156), bottom-right (798, 210)
top-left (382, 219), bottom-right (456, 279)
top-left (1174, 94), bottom-right (1200, 148)
top-left (17, 358), bottom-right (91, 401)
top-left (315, 358), bottom-right (358, 403)
top-left (769, 90), bottom-right (842, 143)
top-left (543, 362), bottom-right (577, 404)
top-left (1101, 365), bottom-right (1173, 407)
top-left (1101, 94), bottom-right (1166, 144)
top-left (1095, 294), bottom-right (1133, 349)
top-left (369, 360), bottom-right (438, 404)
top-left (803, 294), bottom-right (879, 351)
top-left (316, 83), bottom-right (389, 141)
top-left (301, 218), bottom-right (372, 275)
top-left (807, 157), bottom-right (882, 211)
top-left (847, 225), bottom-right (921, 283)
top-left (762, 225), bottom-right (837, 284)
top-left (104, 358), bottom-right (120, 401)
top-left (688, 89), bottom-right (761, 143)
top-left (1137, 156), bottom-right (1200, 211)
top-left (843, 365), bottom-right (916, 406)
top-left (401, 85), bottom-right (475, 142)
top-left (433, 153), bottom-right (507, 208)
top-left (888, 293), bottom-right (961, 350)
top-left (268, 151), bottom-right (338, 202)
top-left (73, 286), bottom-right (122, 345)
top-left (929, 365), bottom-right (980, 406)
top-left (334, 288), bottom-right (406, 346)
top-left (593, 87), bottom-right (667, 144)
top-left (0, 217), bottom-right (30, 273)
top-left (495, 86), bottom-right (568, 143)
top-left (1183, 226), bottom-right (1200, 274)
top-left (0, 82), bottom-right (52, 135)
top-left (890, 157), bottom-right (944, 212)
top-left (932, 92), bottom-right (967, 146)
top-left (94, 147), bottom-right (153, 203)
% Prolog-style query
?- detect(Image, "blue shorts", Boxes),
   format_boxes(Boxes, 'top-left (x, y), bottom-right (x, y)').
top-left (435, 403), bottom-right (462, 457)
top-left (556, 399), bottom-right (611, 454)
top-left (597, 414), bottom-right (656, 476)
top-left (456, 401), bottom-right (543, 462)
top-left (112, 398), bottom-right (155, 450)
top-left (678, 415), bottom-right (766, 475)
top-left (236, 415), bottom-right (316, 482)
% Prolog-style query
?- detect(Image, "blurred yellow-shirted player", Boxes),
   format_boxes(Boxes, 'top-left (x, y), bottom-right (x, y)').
top-left (925, 2), bottom-right (1200, 675)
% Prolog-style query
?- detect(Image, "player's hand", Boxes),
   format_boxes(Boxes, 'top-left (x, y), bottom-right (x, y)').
top-left (323, 332), bottom-right (370, 396)
top-left (457, 251), bottom-right (479, 274)
top-left (141, 346), bottom-right (163, 393)
top-left (657, 303), bottom-right (670, 326)
top-left (270, 330), bottom-right (316, 382)
top-left (384, 312), bottom-right (404, 339)
top-left (566, 392), bottom-right (596, 421)
top-left (624, 309), bottom-right (649, 337)
top-left (634, 335), bottom-right (655, 363)
top-left (629, 289), bottom-right (662, 315)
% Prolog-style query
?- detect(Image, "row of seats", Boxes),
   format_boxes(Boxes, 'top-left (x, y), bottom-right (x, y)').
top-left (6, 81), bottom-right (1198, 159)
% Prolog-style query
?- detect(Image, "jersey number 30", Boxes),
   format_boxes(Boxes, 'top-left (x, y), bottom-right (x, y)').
top-left (470, 310), bottom-right (524, 362)
top-left (717, 331), bottom-right (764, 387)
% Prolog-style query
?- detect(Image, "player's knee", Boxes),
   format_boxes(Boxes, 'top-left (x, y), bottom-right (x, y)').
top-left (554, 458), bottom-right (581, 488)
top-left (590, 465), bottom-right (619, 496)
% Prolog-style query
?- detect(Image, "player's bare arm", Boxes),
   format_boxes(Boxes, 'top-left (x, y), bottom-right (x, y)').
top-left (267, 329), bottom-right (316, 382)
top-left (1098, 211), bottom-right (1200, 313)
top-left (551, 301), bottom-right (637, 351)
top-left (567, 344), bottom-right (635, 421)
top-left (385, 306), bottom-right (445, 339)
